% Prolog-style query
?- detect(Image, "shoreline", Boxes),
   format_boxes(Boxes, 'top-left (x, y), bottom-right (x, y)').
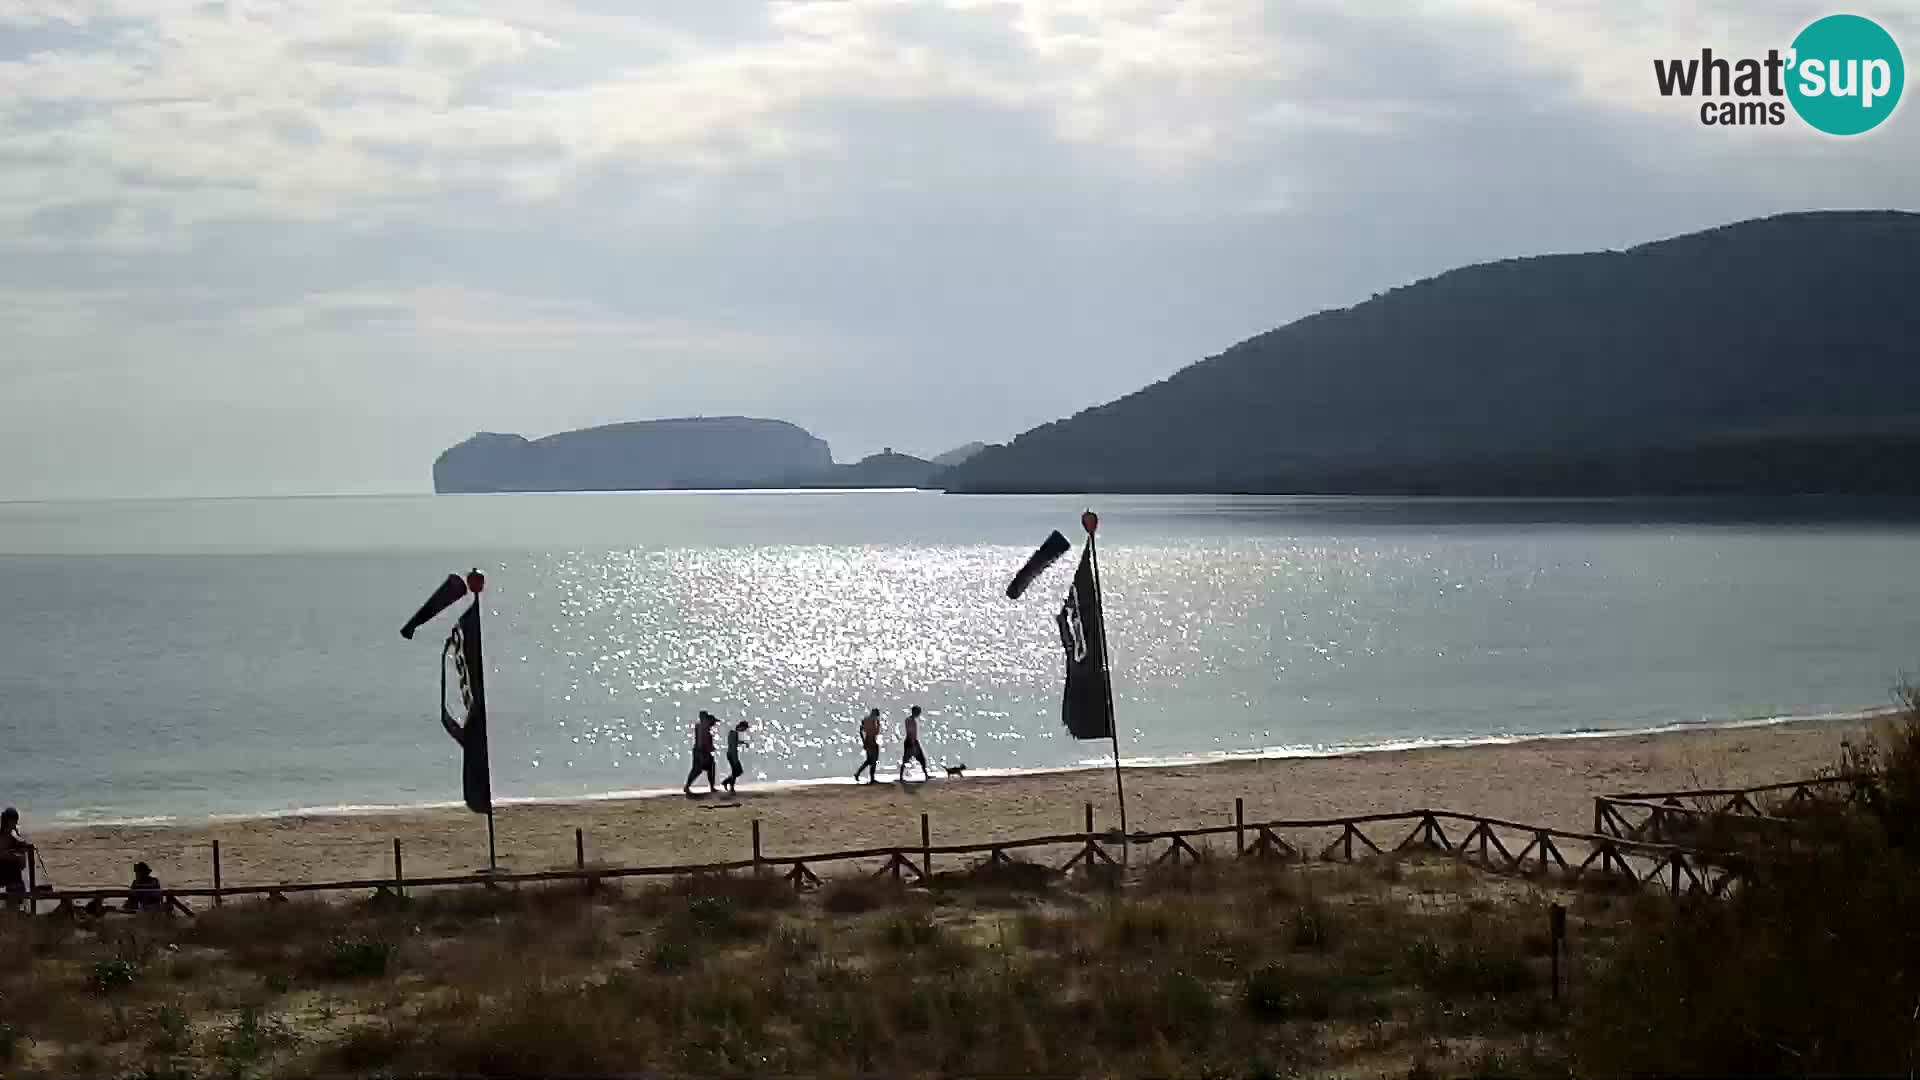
top-left (37, 704), bottom-right (1897, 832)
top-left (24, 709), bottom-right (1886, 892)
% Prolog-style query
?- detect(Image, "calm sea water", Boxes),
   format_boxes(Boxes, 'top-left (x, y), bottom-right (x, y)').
top-left (3, 493), bottom-right (1917, 824)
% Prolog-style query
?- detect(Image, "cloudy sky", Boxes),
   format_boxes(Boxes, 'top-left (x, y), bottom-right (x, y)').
top-left (2, 0), bottom-right (1914, 499)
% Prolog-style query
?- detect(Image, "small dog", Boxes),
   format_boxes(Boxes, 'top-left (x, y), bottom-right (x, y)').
top-left (944, 763), bottom-right (967, 777)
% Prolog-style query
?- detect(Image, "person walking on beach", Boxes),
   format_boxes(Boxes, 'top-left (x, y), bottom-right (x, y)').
top-left (724, 720), bottom-right (750, 795)
top-left (854, 708), bottom-right (883, 784)
top-left (1, 808), bottom-right (30, 912)
top-left (684, 711), bottom-right (721, 795)
top-left (898, 705), bottom-right (931, 781)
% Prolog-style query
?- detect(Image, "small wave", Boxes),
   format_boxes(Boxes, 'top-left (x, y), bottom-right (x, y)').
top-left (50, 809), bottom-right (180, 828)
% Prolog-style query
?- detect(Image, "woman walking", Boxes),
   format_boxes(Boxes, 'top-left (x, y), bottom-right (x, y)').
top-left (724, 720), bottom-right (751, 795)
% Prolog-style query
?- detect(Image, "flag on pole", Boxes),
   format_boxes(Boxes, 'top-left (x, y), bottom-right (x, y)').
top-left (400, 571), bottom-right (494, 815)
top-left (1056, 544), bottom-right (1115, 740)
top-left (1005, 514), bottom-right (1126, 844)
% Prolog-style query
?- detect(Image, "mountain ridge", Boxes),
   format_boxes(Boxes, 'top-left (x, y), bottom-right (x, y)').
top-left (941, 210), bottom-right (1920, 495)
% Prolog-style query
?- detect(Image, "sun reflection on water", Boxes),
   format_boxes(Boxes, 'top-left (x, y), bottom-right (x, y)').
top-left (489, 538), bottom-right (1460, 786)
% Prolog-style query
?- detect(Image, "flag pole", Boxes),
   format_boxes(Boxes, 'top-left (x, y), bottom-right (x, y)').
top-left (1083, 510), bottom-right (1127, 861)
top-left (469, 570), bottom-right (498, 874)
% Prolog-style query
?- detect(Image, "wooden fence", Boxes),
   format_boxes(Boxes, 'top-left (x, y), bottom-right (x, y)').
top-left (1592, 774), bottom-right (1864, 844)
top-left (23, 798), bottom-right (1743, 918)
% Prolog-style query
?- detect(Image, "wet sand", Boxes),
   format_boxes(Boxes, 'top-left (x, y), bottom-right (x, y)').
top-left (24, 716), bottom-right (1877, 892)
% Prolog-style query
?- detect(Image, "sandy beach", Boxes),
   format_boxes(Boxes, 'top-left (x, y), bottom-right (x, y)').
top-left (23, 715), bottom-right (1880, 893)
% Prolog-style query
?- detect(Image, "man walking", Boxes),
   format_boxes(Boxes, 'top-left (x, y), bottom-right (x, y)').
top-left (854, 708), bottom-right (883, 784)
top-left (684, 711), bottom-right (721, 795)
top-left (898, 705), bottom-right (931, 781)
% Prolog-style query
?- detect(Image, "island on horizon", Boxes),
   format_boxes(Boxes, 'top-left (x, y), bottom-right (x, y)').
top-left (433, 417), bottom-right (977, 494)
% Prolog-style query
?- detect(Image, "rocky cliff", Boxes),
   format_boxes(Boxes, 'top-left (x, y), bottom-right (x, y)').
top-left (433, 417), bottom-right (835, 493)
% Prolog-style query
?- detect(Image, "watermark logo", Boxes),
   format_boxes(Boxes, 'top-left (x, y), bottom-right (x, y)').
top-left (1654, 13), bottom-right (1904, 134)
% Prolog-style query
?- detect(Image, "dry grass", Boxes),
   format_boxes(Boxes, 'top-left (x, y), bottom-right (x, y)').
top-left (0, 851), bottom-right (1607, 1079)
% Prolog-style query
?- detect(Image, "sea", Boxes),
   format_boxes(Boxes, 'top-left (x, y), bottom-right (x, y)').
top-left (3, 492), bottom-right (1918, 826)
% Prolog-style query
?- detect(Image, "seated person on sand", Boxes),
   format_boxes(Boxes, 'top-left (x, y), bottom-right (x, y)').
top-left (125, 861), bottom-right (164, 912)
top-left (82, 861), bottom-right (167, 916)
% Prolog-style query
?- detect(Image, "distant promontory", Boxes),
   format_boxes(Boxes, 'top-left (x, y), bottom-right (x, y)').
top-left (434, 417), bottom-right (834, 493)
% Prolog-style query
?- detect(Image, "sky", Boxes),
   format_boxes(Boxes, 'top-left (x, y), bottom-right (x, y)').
top-left (2, 0), bottom-right (1916, 500)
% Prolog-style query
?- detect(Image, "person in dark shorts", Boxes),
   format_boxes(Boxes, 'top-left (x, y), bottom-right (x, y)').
top-left (854, 708), bottom-right (883, 784)
top-left (1, 807), bottom-right (30, 911)
top-left (897, 705), bottom-right (930, 781)
top-left (684, 711), bottom-right (721, 794)
top-left (724, 721), bottom-right (750, 795)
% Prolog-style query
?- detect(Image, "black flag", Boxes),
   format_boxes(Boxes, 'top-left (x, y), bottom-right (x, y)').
top-left (401, 571), bottom-right (493, 815)
top-left (440, 602), bottom-right (493, 814)
top-left (1007, 530), bottom-right (1072, 600)
top-left (1056, 545), bottom-right (1114, 740)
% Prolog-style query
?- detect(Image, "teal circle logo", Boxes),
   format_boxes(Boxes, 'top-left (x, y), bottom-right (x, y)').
top-left (1787, 14), bottom-right (1904, 135)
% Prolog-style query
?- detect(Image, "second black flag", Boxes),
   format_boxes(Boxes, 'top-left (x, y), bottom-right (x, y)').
top-left (1056, 544), bottom-right (1115, 740)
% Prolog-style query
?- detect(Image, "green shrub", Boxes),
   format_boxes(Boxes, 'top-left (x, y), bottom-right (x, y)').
top-left (0, 1022), bottom-right (22, 1064)
top-left (685, 894), bottom-right (737, 931)
top-left (90, 958), bottom-right (139, 994)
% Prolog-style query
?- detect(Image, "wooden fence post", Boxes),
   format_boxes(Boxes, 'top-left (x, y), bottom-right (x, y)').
top-left (752, 819), bottom-right (763, 874)
top-left (393, 839), bottom-right (404, 899)
top-left (26, 849), bottom-right (35, 916)
top-left (1235, 798), bottom-right (1245, 856)
top-left (575, 827), bottom-right (585, 871)
top-left (212, 840), bottom-right (223, 908)
top-left (1085, 802), bottom-right (1094, 835)
top-left (921, 813), bottom-right (931, 880)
